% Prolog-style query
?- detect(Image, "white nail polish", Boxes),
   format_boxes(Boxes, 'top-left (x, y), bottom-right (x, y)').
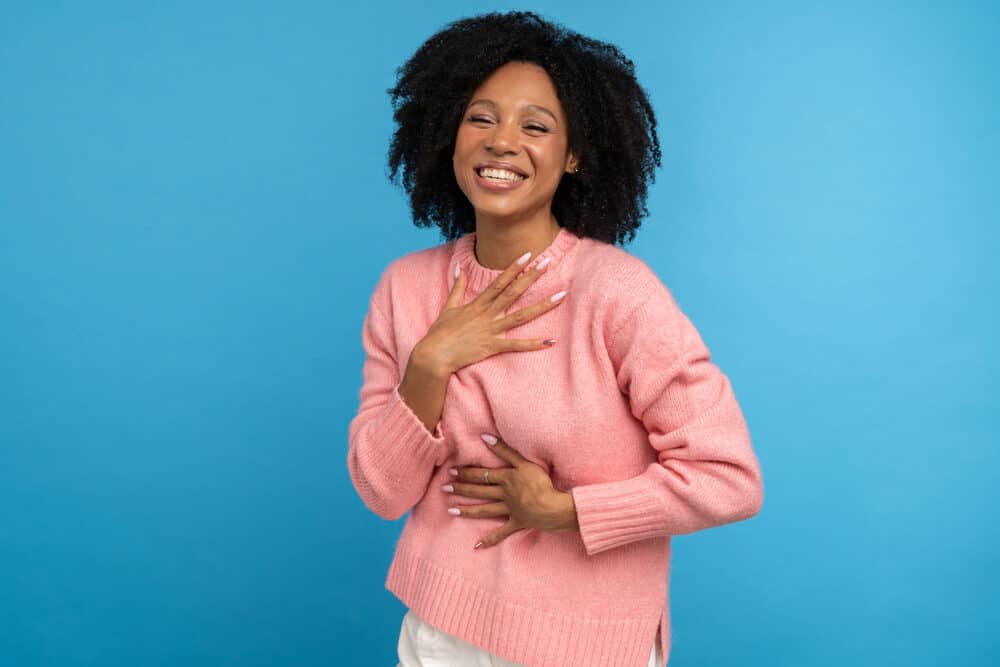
top-left (517, 251), bottom-right (532, 265)
top-left (454, 262), bottom-right (460, 279)
top-left (550, 290), bottom-right (567, 303)
top-left (536, 257), bottom-right (551, 271)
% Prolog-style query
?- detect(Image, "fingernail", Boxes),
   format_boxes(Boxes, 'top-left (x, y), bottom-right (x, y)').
top-left (454, 262), bottom-right (460, 279)
top-left (448, 468), bottom-right (458, 476)
top-left (448, 508), bottom-right (461, 516)
top-left (480, 433), bottom-right (498, 446)
top-left (442, 484), bottom-right (454, 492)
top-left (535, 257), bottom-right (551, 271)
top-left (517, 251), bottom-right (532, 265)
top-left (474, 541), bottom-right (484, 550)
top-left (550, 290), bottom-right (567, 303)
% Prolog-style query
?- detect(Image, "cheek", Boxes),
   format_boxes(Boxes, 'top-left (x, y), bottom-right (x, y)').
top-left (452, 147), bottom-right (473, 196)
top-left (454, 128), bottom-right (475, 155)
top-left (528, 145), bottom-right (565, 180)
top-left (453, 136), bottom-right (473, 174)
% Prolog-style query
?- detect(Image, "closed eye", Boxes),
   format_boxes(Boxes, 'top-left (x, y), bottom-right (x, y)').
top-left (468, 116), bottom-right (549, 133)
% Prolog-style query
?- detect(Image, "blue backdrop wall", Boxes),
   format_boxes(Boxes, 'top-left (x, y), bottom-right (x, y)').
top-left (1, 1), bottom-right (996, 665)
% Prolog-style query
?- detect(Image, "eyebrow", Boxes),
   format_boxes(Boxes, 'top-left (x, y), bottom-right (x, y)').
top-left (466, 99), bottom-right (558, 123)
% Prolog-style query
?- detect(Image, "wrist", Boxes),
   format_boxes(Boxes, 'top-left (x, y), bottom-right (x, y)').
top-left (410, 342), bottom-right (452, 379)
top-left (553, 490), bottom-right (579, 532)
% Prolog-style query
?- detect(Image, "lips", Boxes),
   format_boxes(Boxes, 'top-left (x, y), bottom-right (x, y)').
top-left (473, 167), bottom-right (528, 191)
top-left (473, 161), bottom-right (529, 178)
top-left (474, 168), bottom-right (527, 183)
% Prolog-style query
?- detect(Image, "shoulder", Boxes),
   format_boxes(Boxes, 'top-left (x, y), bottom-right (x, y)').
top-left (575, 243), bottom-right (707, 369)
top-left (570, 236), bottom-right (693, 360)
top-left (572, 236), bottom-right (677, 317)
top-left (384, 239), bottom-right (454, 280)
top-left (368, 239), bottom-right (457, 313)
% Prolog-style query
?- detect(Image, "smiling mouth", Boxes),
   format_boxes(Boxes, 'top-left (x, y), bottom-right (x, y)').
top-left (474, 167), bottom-right (528, 182)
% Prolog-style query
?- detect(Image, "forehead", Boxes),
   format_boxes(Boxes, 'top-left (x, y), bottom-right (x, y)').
top-left (467, 62), bottom-right (563, 116)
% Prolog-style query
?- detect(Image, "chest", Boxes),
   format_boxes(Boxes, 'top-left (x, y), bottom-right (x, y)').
top-left (435, 311), bottom-right (650, 490)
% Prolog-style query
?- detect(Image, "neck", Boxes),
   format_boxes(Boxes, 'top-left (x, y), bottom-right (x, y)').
top-left (473, 214), bottom-right (562, 270)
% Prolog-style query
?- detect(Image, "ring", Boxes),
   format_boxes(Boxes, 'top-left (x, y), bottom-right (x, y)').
top-left (483, 470), bottom-right (490, 484)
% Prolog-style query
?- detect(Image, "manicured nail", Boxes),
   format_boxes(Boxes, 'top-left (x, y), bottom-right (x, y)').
top-left (517, 251), bottom-right (532, 265)
top-left (454, 262), bottom-right (460, 279)
top-left (448, 507), bottom-right (461, 516)
top-left (543, 339), bottom-right (556, 345)
top-left (473, 541), bottom-right (484, 550)
top-left (442, 484), bottom-right (454, 492)
top-left (448, 468), bottom-right (458, 476)
top-left (480, 433), bottom-right (498, 446)
top-left (550, 290), bottom-right (567, 303)
top-left (535, 257), bottom-right (551, 271)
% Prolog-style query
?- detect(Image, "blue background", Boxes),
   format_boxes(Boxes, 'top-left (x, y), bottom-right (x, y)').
top-left (2, 1), bottom-right (997, 665)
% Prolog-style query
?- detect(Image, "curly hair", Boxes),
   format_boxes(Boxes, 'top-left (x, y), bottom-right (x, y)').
top-left (385, 10), bottom-right (662, 246)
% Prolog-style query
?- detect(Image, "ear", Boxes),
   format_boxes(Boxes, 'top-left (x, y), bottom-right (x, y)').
top-left (565, 150), bottom-right (580, 174)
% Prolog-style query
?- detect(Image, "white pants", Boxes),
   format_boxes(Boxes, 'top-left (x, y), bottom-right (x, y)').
top-left (397, 608), bottom-right (663, 667)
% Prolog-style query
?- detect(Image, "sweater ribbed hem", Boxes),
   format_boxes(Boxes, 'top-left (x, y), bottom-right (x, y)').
top-left (386, 543), bottom-right (668, 667)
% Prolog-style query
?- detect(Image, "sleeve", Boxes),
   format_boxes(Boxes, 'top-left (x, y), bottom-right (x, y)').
top-left (346, 276), bottom-right (450, 521)
top-left (569, 278), bottom-right (764, 556)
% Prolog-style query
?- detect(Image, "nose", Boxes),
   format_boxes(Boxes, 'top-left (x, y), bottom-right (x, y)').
top-left (485, 119), bottom-right (520, 155)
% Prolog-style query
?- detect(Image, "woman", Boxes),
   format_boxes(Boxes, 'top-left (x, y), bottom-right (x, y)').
top-left (347, 11), bottom-right (764, 667)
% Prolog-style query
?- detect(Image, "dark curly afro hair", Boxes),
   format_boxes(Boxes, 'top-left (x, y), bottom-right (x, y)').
top-left (386, 10), bottom-right (662, 246)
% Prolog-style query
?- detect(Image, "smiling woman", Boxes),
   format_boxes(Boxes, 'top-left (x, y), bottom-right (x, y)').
top-left (384, 11), bottom-right (661, 248)
top-left (453, 62), bottom-right (579, 227)
top-left (348, 10), bottom-right (764, 667)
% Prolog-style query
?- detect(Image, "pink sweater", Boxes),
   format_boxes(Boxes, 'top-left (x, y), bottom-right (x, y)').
top-left (347, 225), bottom-right (763, 667)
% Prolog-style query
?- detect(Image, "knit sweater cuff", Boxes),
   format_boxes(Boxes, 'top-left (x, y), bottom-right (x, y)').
top-left (570, 473), bottom-right (665, 556)
top-left (370, 382), bottom-right (448, 472)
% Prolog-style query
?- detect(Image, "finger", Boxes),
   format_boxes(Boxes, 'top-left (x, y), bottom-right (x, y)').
top-left (474, 519), bottom-right (524, 550)
top-left (450, 501), bottom-right (508, 518)
top-left (495, 336), bottom-right (558, 353)
top-left (442, 481), bottom-right (505, 501)
top-left (493, 288), bottom-right (568, 334)
top-left (489, 254), bottom-right (553, 314)
top-left (453, 466), bottom-right (510, 485)
top-left (443, 261), bottom-right (467, 310)
top-left (471, 250), bottom-right (534, 308)
top-left (485, 436), bottom-right (529, 467)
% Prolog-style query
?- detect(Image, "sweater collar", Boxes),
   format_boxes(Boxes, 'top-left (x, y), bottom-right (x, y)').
top-left (452, 225), bottom-right (581, 294)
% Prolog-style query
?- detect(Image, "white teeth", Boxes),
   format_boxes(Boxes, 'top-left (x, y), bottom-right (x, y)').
top-left (477, 167), bottom-right (526, 182)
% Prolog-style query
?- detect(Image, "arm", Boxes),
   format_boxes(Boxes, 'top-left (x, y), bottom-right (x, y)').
top-left (569, 280), bottom-right (764, 556)
top-left (346, 293), bottom-right (452, 521)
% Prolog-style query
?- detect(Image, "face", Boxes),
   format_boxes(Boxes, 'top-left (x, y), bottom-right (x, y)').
top-left (453, 61), bottom-right (578, 223)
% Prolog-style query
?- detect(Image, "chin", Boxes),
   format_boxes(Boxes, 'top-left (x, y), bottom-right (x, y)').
top-left (472, 198), bottom-right (535, 216)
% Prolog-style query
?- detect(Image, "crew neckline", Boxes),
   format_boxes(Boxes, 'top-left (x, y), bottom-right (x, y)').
top-left (452, 225), bottom-right (581, 294)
